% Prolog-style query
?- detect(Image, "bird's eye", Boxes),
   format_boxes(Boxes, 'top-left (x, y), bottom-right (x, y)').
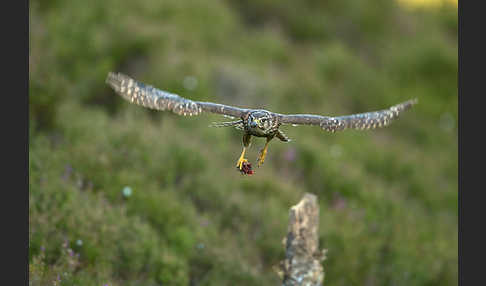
top-left (261, 119), bottom-right (266, 123)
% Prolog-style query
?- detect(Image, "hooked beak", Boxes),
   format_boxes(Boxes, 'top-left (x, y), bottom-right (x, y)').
top-left (250, 120), bottom-right (258, 128)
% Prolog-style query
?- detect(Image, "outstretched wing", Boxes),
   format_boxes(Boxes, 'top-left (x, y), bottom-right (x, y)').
top-left (276, 99), bottom-right (417, 132)
top-left (106, 72), bottom-right (250, 118)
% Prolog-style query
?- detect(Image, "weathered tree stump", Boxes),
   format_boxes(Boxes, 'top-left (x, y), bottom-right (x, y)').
top-left (276, 193), bottom-right (326, 286)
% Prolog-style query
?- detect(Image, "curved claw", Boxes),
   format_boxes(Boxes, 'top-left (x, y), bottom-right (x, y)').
top-left (236, 157), bottom-right (249, 170)
top-left (257, 141), bottom-right (270, 167)
top-left (257, 149), bottom-right (267, 167)
top-left (237, 160), bottom-right (254, 175)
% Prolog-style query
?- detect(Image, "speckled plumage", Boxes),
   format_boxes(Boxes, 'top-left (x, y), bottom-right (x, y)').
top-left (106, 72), bottom-right (249, 118)
top-left (106, 72), bottom-right (417, 172)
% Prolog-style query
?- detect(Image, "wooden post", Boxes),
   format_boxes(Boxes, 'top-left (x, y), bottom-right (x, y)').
top-left (276, 193), bottom-right (326, 286)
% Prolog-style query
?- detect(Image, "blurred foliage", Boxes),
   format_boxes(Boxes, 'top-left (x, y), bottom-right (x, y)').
top-left (29, 0), bottom-right (457, 285)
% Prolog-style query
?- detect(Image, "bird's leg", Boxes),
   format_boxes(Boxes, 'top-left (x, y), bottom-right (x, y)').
top-left (236, 147), bottom-right (248, 170)
top-left (236, 133), bottom-right (252, 170)
top-left (257, 137), bottom-right (272, 167)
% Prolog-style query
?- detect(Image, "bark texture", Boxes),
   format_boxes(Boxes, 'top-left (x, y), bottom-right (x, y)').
top-left (277, 193), bottom-right (326, 286)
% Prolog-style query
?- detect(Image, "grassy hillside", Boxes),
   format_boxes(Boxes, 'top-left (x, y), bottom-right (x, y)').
top-left (29, 0), bottom-right (457, 285)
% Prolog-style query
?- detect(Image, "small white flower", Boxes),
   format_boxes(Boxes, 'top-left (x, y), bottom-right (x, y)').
top-left (76, 239), bottom-right (83, 246)
top-left (122, 186), bottom-right (133, 198)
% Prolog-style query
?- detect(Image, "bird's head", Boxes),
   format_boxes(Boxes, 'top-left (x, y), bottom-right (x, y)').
top-left (248, 110), bottom-right (273, 132)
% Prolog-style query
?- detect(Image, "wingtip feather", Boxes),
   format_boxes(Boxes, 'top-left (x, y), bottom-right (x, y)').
top-left (106, 72), bottom-right (133, 91)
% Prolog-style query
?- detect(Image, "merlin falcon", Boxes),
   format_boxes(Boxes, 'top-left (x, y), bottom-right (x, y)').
top-left (106, 72), bottom-right (417, 174)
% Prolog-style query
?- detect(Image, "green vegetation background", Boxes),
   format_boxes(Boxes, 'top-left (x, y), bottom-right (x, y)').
top-left (29, 0), bottom-right (457, 285)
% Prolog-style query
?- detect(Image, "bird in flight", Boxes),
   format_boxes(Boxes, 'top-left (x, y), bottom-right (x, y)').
top-left (106, 72), bottom-right (417, 175)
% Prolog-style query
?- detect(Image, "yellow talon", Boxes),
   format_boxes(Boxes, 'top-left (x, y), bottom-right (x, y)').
top-left (236, 147), bottom-right (248, 170)
top-left (257, 141), bottom-right (270, 167)
top-left (257, 150), bottom-right (267, 167)
top-left (237, 158), bottom-right (249, 170)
